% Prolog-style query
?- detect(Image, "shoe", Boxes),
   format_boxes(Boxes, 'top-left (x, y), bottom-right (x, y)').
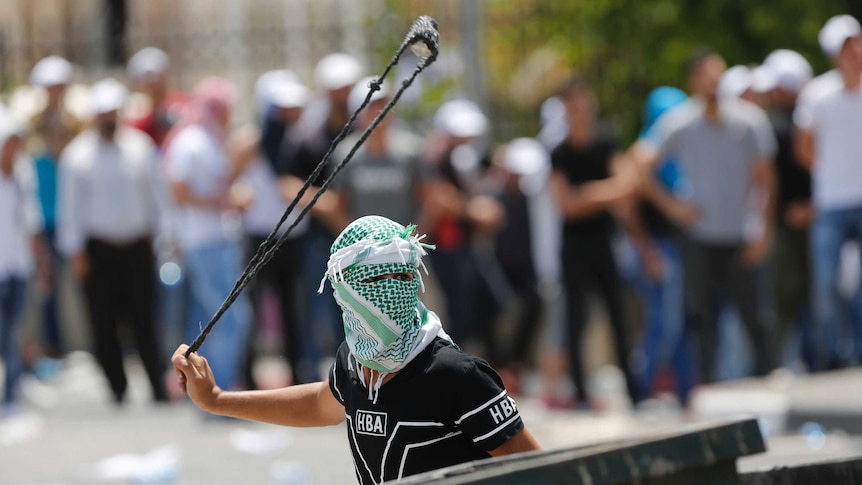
top-left (541, 394), bottom-right (578, 410)
top-left (498, 369), bottom-right (522, 397)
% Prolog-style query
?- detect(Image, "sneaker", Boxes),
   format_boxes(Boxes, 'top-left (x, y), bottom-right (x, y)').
top-left (498, 369), bottom-right (522, 397)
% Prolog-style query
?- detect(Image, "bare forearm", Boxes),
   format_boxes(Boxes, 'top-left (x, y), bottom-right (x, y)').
top-left (488, 428), bottom-right (542, 457)
top-left (171, 182), bottom-right (224, 209)
top-left (279, 176), bottom-right (348, 231)
top-left (641, 176), bottom-right (678, 218)
top-left (794, 130), bottom-right (814, 170)
top-left (615, 198), bottom-right (652, 251)
top-left (562, 179), bottom-right (630, 219)
top-left (753, 160), bottom-right (777, 238)
top-left (551, 172), bottom-right (621, 220)
top-left (207, 382), bottom-right (344, 427)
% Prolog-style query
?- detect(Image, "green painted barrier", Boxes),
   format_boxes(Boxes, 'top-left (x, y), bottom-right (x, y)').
top-left (392, 418), bottom-right (765, 484)
top-left (741, 454), bottom-right (862, 484)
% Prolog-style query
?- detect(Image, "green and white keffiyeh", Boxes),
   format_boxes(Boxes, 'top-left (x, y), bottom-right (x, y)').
top-left (318, 216), bottom-right (452, 385)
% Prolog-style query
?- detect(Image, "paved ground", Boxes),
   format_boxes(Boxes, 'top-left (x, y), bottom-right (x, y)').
top-left (2, 353), bottom-right (861, 484)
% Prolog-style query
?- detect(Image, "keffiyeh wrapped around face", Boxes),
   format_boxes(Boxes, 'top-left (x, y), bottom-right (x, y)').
top-left (318, 216), bottom-right (451, 375)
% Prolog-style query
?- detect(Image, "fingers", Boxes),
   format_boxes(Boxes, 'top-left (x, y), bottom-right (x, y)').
top-left (171, 344), bottom-right (213, 384)
top-left (186, 351), bottom-right (210, 377)
top-left (171, 345), bottom-right (192, 393)
top-left (171, 345), bottom-right (193, 373)
top-left (177, 371), bottom-right (187, 393)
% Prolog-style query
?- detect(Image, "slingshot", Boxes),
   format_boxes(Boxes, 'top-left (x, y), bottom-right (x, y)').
top-left (186, 16), bottom-right (441, 357)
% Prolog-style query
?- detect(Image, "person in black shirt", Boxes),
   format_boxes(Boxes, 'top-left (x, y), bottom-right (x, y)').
top-left (275, 54), bottom-right (361, 377)
top-left (760, 50), bottom-right (815, 368)
top-left (548, 77), bottom-right (641, 407)
top-left (172, 216), bottom-right (540, 483)
top-left (623, 87), bottom-right (695, 404)
top-left (483, 138), bottom-right (548, 391)
top-left (421, 100), bottom-right (505, 353)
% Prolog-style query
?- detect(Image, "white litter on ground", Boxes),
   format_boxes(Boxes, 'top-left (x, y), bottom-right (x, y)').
top-left (93, 444), bottom-right (180, 483)
top-left (230, 427), bottom-right (292, 455)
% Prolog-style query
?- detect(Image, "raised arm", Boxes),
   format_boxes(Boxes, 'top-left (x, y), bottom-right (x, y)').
top-left (627, 140), bottom-right (698, 227)
top-left (548, 155), bottom-right (637, 221)
top-left (741, 158), bottom-right (776, 266)
top-left (171, 344), bottom-right (345, 427)
top-left (278, 174), bottom-right (349, 233)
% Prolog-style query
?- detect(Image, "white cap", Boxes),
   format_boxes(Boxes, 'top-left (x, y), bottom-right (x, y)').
top-left (348, 76), bottom-right (390, 114)
top-left (819, 15), bottom-right (862, 58)
top-left (89, 78), bottom-right (128, 115)
top-left (504, 138), bottom-right (549, 176)
top-left (540, 96), bottom-right (566, 127)
top-left (750, 65), bottom-right (775, 93)
top-left (127, 47), bottom-right (169, 81)
top-left (314, 53), bottom-right (363, 91)
top-left (718, 65), bottom-right (752, 100)
top-left (272, 81), bottom-right (311, 109)
top-left (29, 56), bottom-right (72, 87)
top-left (0, 109), bottom-right (25, 142)
top-left (255, 69), bottom-right (300, 110)
top-left (433, 99), bottom-right (488, 138)
top-left (754, 49), bottom-right (813, 94)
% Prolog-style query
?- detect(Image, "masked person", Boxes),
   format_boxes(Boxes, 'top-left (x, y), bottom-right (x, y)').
top-left (172, 216), bottom-right (540, 483)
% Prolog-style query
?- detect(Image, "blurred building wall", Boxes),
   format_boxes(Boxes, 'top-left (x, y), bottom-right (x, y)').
top-left (0, 0), bottom-right (377, 121)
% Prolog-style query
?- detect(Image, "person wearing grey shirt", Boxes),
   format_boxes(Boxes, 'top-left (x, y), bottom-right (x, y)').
top-left (633, 49), bottom-right (778, 383)
top-left (333, 78), bottom-right (427, 226)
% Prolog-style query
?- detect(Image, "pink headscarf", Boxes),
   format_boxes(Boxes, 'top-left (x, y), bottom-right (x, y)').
top-left (162, 76), bottom-right (237, 155)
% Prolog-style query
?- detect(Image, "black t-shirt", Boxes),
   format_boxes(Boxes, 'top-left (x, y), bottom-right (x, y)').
top-left (282, 124), bottom-right (341, 184)
top-left (260, 116), bottom-right (287, 173)
top-left (329, 337), bottom-right (524, 484)
top-left (550, 135), bottom-right (617, 240)
top-left (495, 187), bottom-right (536, 285)
top-left (426, 144), bottom-right (490, 251)
top-left (278, 124), bottom-right (342, 233)
top-left (770, 108), bottom-right (811, 216)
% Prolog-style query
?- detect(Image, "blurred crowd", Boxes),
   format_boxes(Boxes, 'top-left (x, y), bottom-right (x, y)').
top-left (2, 13), bottom-right (862, 417)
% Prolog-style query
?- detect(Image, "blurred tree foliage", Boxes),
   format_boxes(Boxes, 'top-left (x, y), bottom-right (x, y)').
top-left (386, 0), bottom-right (861, 144)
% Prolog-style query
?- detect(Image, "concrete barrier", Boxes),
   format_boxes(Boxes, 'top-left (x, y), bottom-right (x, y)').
top-left (392, 418), bottom-right (765, 484)
top-left (741, 454), bottom-right (862, 484)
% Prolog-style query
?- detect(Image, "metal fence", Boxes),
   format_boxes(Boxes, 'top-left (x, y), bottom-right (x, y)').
top-left (0, 0), bottom-right (551, 139)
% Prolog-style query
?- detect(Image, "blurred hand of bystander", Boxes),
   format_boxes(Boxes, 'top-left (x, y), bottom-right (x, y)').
top-left (466, 195), bottom-right (505, 233)
top-left (640, 243), bottom-right (664, 281)
top-left (741, 232), bottom-right (772, 267)
top-left (70, 253), bottom-right (90, 282)
top-left (784, 201), bottom-right (814, 229)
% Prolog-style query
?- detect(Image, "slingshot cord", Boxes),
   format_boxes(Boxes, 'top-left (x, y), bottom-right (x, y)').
top-left (186, 16), bottom-right (439, 356)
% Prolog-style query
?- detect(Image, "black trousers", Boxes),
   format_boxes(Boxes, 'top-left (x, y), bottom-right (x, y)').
top-left (683, 239), bottom-right (773, 383)
top-left (244, 235), bottom-right (306, 386)
top-left (561, 234), bottom-right (640, 404)
top-left (83, 238), bottom-right (166, 403)
top-left (494, 264), bottom-right (543, 369)
top-left (773, 222), bottom-right (812, 368)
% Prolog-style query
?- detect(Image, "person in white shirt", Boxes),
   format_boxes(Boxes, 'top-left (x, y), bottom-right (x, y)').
top-left (163, 77), bottom-right (254, 396)
top-left (57, 78), bottom-right (167, 404)
top-left (0, 113), bottom-right (46, 416)
top-left (795, 15), bottom-right (862, 370)
top-left (28, 55), bottom-right (83, 359)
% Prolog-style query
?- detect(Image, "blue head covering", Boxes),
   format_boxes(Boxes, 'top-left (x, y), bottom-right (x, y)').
top-left (643, 86), bottom-right (688, 132)
top-left (641, 87), bottom-right (688, 193)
